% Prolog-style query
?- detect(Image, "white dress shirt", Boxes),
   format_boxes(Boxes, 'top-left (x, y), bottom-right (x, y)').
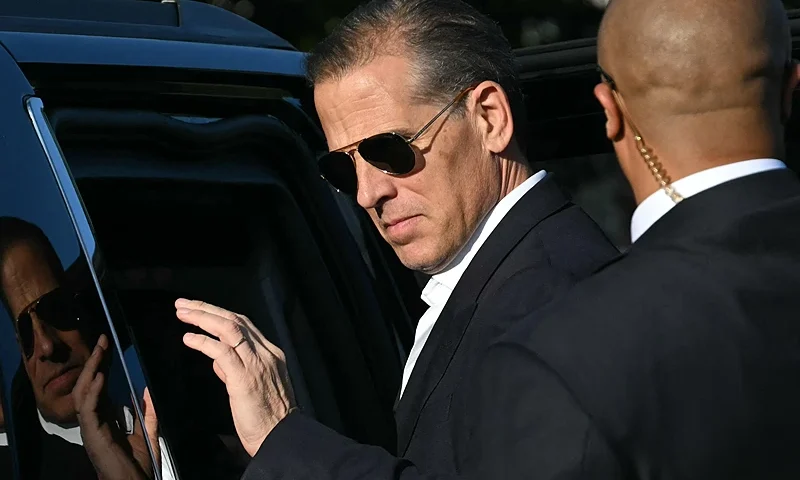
top-left (399, 170), bottom-right (548, 398)
top-left (0, 431), bottom-right (6, 447)
top-left (630, 159), bottom-right (787, 243)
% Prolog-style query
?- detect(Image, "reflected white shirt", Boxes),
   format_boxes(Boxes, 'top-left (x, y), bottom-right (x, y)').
top-left (38, 408), bottom-right (177, 480)
top-left (630, 159), bottom-right (787, 243)
top-left (399, 170), bottom-right (548, 398)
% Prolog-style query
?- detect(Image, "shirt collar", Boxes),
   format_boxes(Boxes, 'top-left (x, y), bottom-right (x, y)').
top-left (38, 406), bottom-right (134, 446)
top-left (0, 431), bottom-right (7, 447)
top-left (421, 170), bottom-right (548, 308)
top-left (630, 158), bottom-right (787, 243)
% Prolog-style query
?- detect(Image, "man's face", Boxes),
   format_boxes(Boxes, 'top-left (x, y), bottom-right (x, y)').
top-left (315, 55), bottom-right (500, 273)
top-left (1, 242), bottom-right (91, 425)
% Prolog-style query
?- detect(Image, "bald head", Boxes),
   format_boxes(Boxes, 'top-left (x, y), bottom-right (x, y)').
top-left (595, 0), bottom-right (798, 201)
top-left (599, 0), bottom-right (790, 115)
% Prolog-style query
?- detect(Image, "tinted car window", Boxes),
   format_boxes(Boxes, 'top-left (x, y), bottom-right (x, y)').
top-left (47, 106), bottom-right (402, 479)
top-left (0, 98), bottom-right (163, 479)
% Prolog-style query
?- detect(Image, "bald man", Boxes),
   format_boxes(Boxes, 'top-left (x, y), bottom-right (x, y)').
top-left (470, 0), bottom-right (800, 478)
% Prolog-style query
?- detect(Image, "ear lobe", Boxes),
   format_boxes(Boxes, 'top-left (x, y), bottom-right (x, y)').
top-left (594, 83), bottom-right (622, 141)
top-left (472, 81), bottom-right (514, 155)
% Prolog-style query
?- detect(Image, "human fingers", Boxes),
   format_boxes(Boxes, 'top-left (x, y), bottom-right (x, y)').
top-left (183, 332), bottom-right (246, 379)
top-left (213, 361), bottom-right (227, 383)
top-left (176, 308), bottom-right (249, 349)
top-left (76, 372), bottom-right (105, 431)
top-left (175, 299), bottom-right (240, 322)
top-left (174, 299), bottom-right (282, 361)
top-left (142, 388), bottom-right (160, 467)
top-left (73, 335), bottom-right (107, 407)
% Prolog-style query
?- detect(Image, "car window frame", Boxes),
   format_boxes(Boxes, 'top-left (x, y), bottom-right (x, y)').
top-left (25, 96), bottom-right (167, 479)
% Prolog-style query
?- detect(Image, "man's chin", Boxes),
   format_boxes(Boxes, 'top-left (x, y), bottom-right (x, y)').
top-left (39, 402), bottom-right (79, 427)
top-left (395, 247), bottom-right (454, 274)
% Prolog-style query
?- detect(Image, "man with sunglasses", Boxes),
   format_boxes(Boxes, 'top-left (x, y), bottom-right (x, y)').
top-left (175, 0), bottom-right (620, 478)
top-left (462, 0), bottom-right (800, 478)
top-left (0, 217), bottom-right (168, 479)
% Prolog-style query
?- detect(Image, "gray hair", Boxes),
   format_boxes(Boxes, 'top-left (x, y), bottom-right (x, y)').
top-left (305, 0), bottom-right (526, 150)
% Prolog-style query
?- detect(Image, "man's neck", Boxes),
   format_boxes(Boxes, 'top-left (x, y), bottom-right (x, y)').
top-left (631, 153), bottom-right (784, 205)
top-left (499, 158), bottom-right (533, 199)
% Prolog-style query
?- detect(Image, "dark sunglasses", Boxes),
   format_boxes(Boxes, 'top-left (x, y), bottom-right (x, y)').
top-left (15, 287), bottom-right (86, 359)
top-left (318, 85), bottom-right (477, 195)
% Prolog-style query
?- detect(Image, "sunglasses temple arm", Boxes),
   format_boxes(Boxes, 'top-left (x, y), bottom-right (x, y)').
top-left (407, 89), bottom-right (472, 143)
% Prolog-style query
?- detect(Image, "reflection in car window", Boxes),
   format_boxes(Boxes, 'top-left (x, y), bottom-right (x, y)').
top-left (0, 216), bottom-right (168, 479)
top-left (0, 369), bottom-right (12, 477)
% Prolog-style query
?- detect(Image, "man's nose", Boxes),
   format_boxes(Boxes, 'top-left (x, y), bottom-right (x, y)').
top-left (30, 314), bottom-right (57, 359)
top-left (354, 154), bottom-right (397, 210)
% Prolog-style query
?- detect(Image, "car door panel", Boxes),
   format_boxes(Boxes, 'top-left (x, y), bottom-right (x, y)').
top-left (0, 44), bottom-right (164, 479)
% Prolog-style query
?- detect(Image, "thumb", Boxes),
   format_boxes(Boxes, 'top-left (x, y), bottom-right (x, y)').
top-left (142, 388), bottom-right (160, 449)
top-left (142, 388), bottom-right (162, 471)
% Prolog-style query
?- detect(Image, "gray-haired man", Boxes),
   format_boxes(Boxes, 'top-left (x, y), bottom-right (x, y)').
top-left (176, 0), bottom-right (618, 478)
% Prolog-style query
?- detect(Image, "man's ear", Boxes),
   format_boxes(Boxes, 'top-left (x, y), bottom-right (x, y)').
top-left (781, 60), bottom-right (800, 124)
top-left (594, 83), bottom-right (622, 141)
top-left (470, 81), bottom-right (514, 155)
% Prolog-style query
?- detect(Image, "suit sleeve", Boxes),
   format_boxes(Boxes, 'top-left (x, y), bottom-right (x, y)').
top-left (241, 411), bottom-right (460, 480)
top-left (241, 342), bottom-right (623, 480)
top-left (465, 342), bottom-right (624, 480)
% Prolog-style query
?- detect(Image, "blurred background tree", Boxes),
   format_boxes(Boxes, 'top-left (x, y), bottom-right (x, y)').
top-left (203, 0), bottom-right (800, 51)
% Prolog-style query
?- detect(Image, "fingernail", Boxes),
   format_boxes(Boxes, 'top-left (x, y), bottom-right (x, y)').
top-left (175, 298), bottom-right (190, 306)
top-left (183, 333), bottom-right (195, 343)
top-left (176, 308), bottom-right (190, 315)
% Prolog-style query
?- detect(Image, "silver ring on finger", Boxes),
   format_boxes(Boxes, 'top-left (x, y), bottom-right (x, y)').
top-left (232, 337), bottom-right (247, 349)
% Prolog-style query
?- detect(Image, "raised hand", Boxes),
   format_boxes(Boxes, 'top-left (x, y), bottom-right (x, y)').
top-left (73, 334), bottom-right (159, 480)
top-left (175, 298), bottom-right (297, 457)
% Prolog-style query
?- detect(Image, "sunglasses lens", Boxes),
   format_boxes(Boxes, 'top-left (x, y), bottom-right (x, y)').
top-left (358, 133), bottom-right (416, 175)
top-left (36, 289), bottom-right (81, 331)
top-left (17, 313), bottom-right (33, 358)
top-left (319, 152), bottom-right (358, 195)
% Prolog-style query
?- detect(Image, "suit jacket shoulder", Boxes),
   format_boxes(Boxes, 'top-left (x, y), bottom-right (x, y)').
top-left (489, 170), bottom-right (800, 478)
top-left (396, 176), bottom-right (619, 457)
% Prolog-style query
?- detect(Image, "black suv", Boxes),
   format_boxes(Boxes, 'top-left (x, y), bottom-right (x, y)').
top-left (0, 2), bottom-right (798, 480)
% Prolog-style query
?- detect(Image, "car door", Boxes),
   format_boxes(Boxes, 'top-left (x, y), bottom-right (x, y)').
top-left (0, 22), bottom-right (429, 476)
top-left (0, 45), bottom-right (163, 480)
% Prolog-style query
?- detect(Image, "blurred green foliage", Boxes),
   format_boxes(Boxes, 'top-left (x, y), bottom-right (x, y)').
top-left (205, 0), bottom-right (800, 51)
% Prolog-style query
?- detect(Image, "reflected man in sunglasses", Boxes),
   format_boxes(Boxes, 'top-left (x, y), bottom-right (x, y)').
top-left (0, 217), bottom-right (163, 479)
top-left (0, 218), bottom-right (96, 428)
top-left (175, 0), bottom-right (620, 478)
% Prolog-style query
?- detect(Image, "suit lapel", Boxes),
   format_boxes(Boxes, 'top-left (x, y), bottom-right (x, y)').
top-left (394, 174), bottom-right (572, 454)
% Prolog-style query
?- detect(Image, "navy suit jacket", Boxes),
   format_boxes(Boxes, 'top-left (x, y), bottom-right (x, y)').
top-left (242, 174), bottom-right (619, 479)
top-left (473, 169), bottom-right (800, 479)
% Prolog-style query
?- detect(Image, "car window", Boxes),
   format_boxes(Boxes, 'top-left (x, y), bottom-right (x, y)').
top-left (42, 101), bottom-right (403, 478)
top-left (0, 95), bottom-right (164, 479)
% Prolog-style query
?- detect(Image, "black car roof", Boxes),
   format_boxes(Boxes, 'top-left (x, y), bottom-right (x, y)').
top-left (0, 0), bottom-right (295, 51)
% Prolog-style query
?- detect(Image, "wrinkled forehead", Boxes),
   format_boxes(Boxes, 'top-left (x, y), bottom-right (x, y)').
top-left (1, 242), bottom-right (60, 319)
top-left (314, 55), bottom-right (422, 151)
